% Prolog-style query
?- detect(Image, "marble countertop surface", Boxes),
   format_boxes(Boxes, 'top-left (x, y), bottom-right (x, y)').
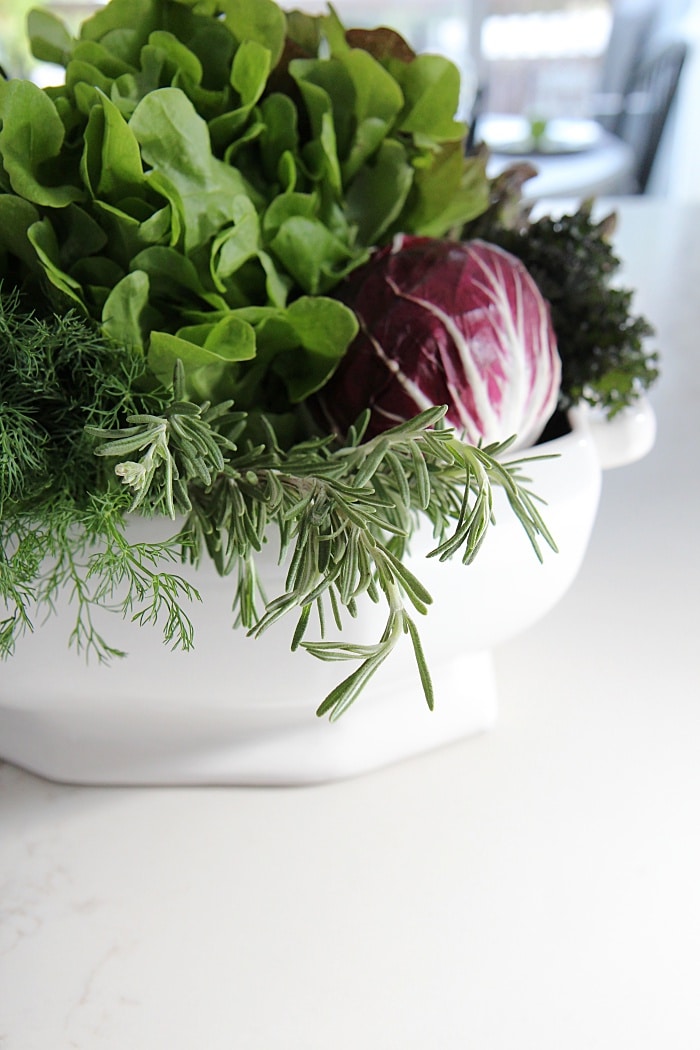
top-left (2, 198), bottom-right (700, 1049)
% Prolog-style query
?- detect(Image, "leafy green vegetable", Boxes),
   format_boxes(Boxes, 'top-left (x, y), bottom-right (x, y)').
top-left (0, 79), bottom-right (84, 207)
top-left (0, 0), bottom-right (489, 413)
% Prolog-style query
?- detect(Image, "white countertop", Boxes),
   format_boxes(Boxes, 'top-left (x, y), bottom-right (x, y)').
top-left (2, 198), bottom-right (700, 1049)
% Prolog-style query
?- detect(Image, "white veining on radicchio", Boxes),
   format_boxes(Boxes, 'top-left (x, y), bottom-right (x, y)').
top-left (313, 235), bottom-right (562, 450)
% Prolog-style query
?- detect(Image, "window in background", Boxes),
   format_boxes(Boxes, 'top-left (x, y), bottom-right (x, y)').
top-left (0, 1), bottom-right (98, 79)
top-left (480, 1), bottom-right (613, 119)
top-left (308, 1), bottom-right (614, 123)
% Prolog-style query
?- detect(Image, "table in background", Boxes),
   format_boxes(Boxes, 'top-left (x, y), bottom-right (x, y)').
top-left (1, 199), bottom-right (699, 1049)
top-left (482, 115), bottom-right (636, 199)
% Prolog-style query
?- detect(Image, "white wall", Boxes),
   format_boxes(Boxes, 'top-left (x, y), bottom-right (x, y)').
top-left (650, 0), bottom-right (700, 198)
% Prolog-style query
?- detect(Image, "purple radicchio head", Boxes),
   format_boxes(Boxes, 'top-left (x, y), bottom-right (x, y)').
top-left (311, 235), bottom-right (562, 450)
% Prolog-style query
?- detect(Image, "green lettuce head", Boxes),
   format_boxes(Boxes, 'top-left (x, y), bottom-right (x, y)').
top-left (0, 0), bottom-right (489, 414)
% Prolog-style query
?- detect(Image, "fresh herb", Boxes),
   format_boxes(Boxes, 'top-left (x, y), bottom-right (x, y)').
top-left (1, 490), bottom-right (201, 662)
top-left (465, 202), bottom-right (659, 416)
top-left (87, 385), bottom-right (556, 719)
top-left (0, 290), bottom-right (205, 661)
top-left (87, 361), bottom-right (248, 519)
top-left (0, 284), bottom-right (145, 510)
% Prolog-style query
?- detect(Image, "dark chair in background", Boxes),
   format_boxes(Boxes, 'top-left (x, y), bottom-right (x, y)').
top-left (592, 0), bottom-right (689, 195)
top-left (466, 0), bottom-right (688, 195)
top-left (610, 39), bottom-right (688, 193)
top-left (593, 1), bottom-right (661, 134)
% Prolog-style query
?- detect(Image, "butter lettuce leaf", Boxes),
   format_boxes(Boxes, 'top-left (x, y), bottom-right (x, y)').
top-left (1, 0), bottom-right (491, 415)
top-left (0, 81), bottom-right (83, 208)
top-left (128, 87), bottom-right (259, 252)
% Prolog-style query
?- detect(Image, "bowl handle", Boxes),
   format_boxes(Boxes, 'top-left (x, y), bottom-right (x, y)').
top-left (568, 396), bottom-right (657, 470)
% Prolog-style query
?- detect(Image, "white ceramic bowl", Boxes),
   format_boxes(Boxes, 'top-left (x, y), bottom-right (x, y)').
top-left (0, 399), bottom-right (655, 785)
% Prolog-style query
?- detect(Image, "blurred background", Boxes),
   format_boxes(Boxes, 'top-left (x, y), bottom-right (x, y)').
top-left (1, 0), bottom-right (698, 199)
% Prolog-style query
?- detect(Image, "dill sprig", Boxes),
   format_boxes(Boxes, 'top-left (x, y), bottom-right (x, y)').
top-left (0, 284), bottom-right (148, 511)
top-left (1, 493), bottom-right (200, 662)
top-left (0, 290), bottom-right (200, 661)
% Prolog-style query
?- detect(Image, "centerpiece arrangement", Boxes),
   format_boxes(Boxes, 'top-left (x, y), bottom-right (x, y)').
top-left (0, 0), bottom-right (658, 782)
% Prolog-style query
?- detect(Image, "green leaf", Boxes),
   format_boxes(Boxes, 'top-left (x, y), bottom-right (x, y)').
top-left (285, 10), bottom-right (323, 54)
top-left (210, 198), bottom-right (261, 288)
top-left (187, 315), bottom-right (257, 361)
top-left (50, 203), bottom-right (108, 272)
top-left (321, 6), bottom-right (350, 56)
top-left (79, 0), bottom-right (162, 61)
top-left (405, 145), bottom-right (490, 237)
top-left (129, 87), bottom-right (259, 251)
top-left (343, 46), bottom-right (404, 126)
top-left (131, 246), bottom-right (227, 311)
top-left (90, 198), bottom-right (175, 272)
top-left (102, 269), bottom-right (152, 349)
top-left (27, 8), bottom-right (74, 66)
top-left (341, 116), bottom-right (392, 185)
top-left (269, 216), bottom-right (356, 295)
top-left (290, 56), bottom-right (355, 161)
top-left (257, 94), bottom-right (299, 182)
top-left (206, 109), bottom-right (249, 153)
top-left (65, 59), bottom-right (115, 100)
top-left (27, 219), bottom-right (85, 307)
top-left (148, 30), bottom-right (204, 85)
top-left (394, 54), bottom-right (465, 141)
top-left (345, 139), bottom-right (414, 244)
top-left (183, 20), bottom-right (236, 100)
top-left (70, 38), bottom-right (136, 79)
top-left (71, 256), bottom-right (124, 299)
top-left (222, 116), bottom-right (266, 164)
top-left (262, 191), bottom-right (318, 240)
top-left (218, 0), bottom-right (286, 68)
top-left (230, 38), bottom-right (270, 107)
top-left (271, 296), bottom-right (359, 401)
top-left (257, 251), bottom-right (290, 309)
top-left (81, 92), bottom-right (146, 201)
top-left (0, 196), bottom-right (42, 274)
top-left (404, 615), bottom-right (435, 711)
top-left (148, 318), bottom-right (256, 400)
top-left (0, 80), bottom-right (83, 208)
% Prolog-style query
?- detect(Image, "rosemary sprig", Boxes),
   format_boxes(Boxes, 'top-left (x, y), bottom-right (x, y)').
top-left (87, 361), bottom-right (247, 518)
top-left (174, 408), bottom-right (554, 719)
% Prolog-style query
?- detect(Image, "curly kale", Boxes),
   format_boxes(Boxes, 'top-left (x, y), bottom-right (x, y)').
top-left (465, 203), bottom-right (659, 417)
